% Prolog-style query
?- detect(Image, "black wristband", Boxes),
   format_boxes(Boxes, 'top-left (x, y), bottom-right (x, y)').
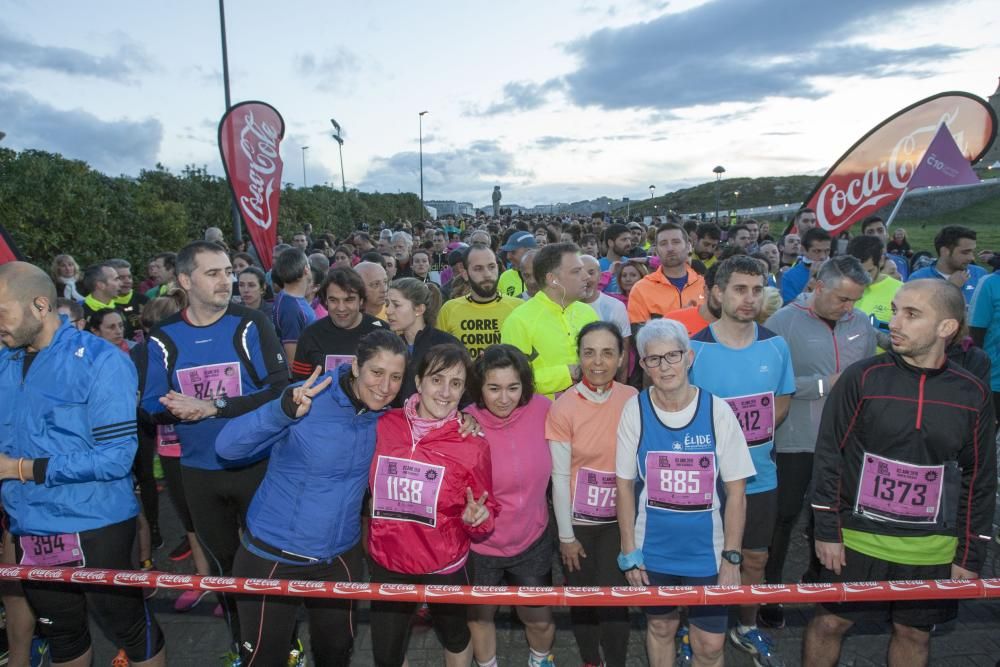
top-left (280, 387), bottom-right (298, 419)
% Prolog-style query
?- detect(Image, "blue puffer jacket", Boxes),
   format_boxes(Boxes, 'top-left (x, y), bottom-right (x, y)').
top-left (0, 319), bottom-right (139, 536)
top-left (216, 366), bottom-right (383, 562)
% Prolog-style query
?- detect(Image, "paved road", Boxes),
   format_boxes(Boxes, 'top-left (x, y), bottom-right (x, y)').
top-left (78, 486), bottom-right (1000, 666)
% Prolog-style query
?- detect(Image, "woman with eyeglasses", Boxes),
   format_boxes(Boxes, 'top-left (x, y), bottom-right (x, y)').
top-left (546, 321), bottom-right (637, 667)
top-left (615, 319), bottom-right (754, 666)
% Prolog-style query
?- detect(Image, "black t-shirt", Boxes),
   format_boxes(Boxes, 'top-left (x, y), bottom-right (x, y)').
top-left (290, 313), bottom-right (388, 380)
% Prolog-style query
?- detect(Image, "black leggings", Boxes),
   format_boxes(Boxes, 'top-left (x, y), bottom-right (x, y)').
top-left (766, 452), bottom-right (813, 584)
top-left (234, 542), bottom-right (364, 667)
top-left (161, 455), bottom-right (193, 533)
top-left (133, 423), bottom-right (159, 530)
top-left (565, 523), bottom-right (630, 667)
top-left (16, 518), bottom-right (164, 663)
top-left (181, 459), bottom-right (268, 648)
top-left (368, 559), bottom-right (472, 667)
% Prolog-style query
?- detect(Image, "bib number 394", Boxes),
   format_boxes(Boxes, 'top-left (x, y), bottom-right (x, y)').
top-left (854, 452), bottom-right (943, 525)
top-left (572, 468), bottom-right (617, 523)
top-left (372, 456), bottom-right (445, 527)
top-left (19, 534), bottom-right (83, 566)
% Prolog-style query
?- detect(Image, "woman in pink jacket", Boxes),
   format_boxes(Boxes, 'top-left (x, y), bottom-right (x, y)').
top-left (465, 345), bottom-right (555, 667)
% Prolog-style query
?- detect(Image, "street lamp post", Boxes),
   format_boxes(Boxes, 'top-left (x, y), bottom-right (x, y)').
top-left (733, 190), bottom-right (740, 219)
top-left (624, 197), bottom-right (630, 219)
top-left (419, 111), bottom-right (429, 218)
top-left (301, 146), bottom-right (309, 188)
top-left (218, 0), bottom-right (242, 245)
top-left (712, 165), bottom-right (726, 223)
top-left (330, 118), bottom-right (346, 193)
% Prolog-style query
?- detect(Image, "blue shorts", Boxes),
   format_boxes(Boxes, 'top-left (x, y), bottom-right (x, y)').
top-left (644, 570), bottom-right (728, 635)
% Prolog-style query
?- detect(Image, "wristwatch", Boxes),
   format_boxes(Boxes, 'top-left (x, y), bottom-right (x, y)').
top-left (721, 550), bottom-right (743, 565)
top-left (213, 396), bottom-right (228, 415)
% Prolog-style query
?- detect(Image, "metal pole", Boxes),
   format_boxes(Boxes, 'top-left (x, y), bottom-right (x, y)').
top-left (715, 178), bottom-right (720, 224)
top-left (337, 142), bottom-right (346, 193)
top-left (301, 146), bottom-right (308, 187)
top-left (418, 111), bottom-right (428, 219)
top-left (219, 0), bottom-right (242, 245)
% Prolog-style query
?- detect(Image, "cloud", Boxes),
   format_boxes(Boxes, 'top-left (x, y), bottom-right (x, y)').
top-left (535, 136), bottom-right (577, 149)
top-left (0, 88), bottom-right (161, 175)
top-left (295, 48), bottom-right (361, 92)
top-left (467, 79), bottom-right (562, 116)
top-left (0, 28), bottom-right (152, 83)
top-left (358, 140), bottom-right (529, 199)
top-left (559, 0), bottom-right (961, 111)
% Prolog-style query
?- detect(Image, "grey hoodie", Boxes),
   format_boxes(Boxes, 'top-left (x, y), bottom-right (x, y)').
top-left (765, 296), bottom-right (877, 453)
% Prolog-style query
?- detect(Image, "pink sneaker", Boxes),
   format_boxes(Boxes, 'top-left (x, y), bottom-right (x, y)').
top-left (173, 589), bottom-right (209, 613)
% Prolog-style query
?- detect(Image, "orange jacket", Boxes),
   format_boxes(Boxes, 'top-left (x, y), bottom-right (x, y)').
top-left (627, 265), bottom-right (705, 324)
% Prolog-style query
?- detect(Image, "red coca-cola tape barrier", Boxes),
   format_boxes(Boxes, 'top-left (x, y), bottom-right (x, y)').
top-left (1, 566), bottom-right (998, 606)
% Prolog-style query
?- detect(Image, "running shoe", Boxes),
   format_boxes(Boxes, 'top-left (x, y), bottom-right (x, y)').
top-left (221, 651), bottom-right (242, 667)
top-left (168, 537), bottom-right (192, 561)
top-left (152, 455), bottom-right (164, 480)
top-left (174, 589), bottom-right (209, 612)
top-left (531, 655), bottom-right (555, 667)
top-left (150, 525), bottom-right (164, 550)
top-left (728, 627), bottom-right (785, 667)
top-left (287, 638), bottom-right (307, 666)
top-left (111, 648), bottom-right (129, 666)
top-left (675, 624), bottom-right (692, 665)
top-left (757, 603), bottom-right (785, 629)
top-left (28, 638), bottom-right (48, 667)
top-left (139, 559), bottom-right (154, 571)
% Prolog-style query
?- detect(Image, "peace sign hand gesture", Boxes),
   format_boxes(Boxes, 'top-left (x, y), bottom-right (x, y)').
top-left (462, 487), bottom-right (490, 527)
top-left (290, 367), bottom-right (333, 419)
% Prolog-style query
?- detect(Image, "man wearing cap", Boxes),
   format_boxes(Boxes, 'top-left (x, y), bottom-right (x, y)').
top-left (498, 231), bottom-right (538, 298)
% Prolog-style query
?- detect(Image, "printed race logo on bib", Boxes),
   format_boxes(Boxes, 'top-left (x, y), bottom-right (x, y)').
top-left (572, 468), bottom-right (617, 522)
top-left (645, 451), bottom-right (715, 512)
top-left (372, 455), bottom-right (445, 526)
top-left (324, 355), bottom-right (355, 372)
top-left (725, 392), bottom-right (774, 446)
top-left (176, 362), bottom-right (243, 400)
top-left (854, 453), bottom-right (943, 525)
top-left (155, 424), bottom-right (181, 457)
top-left (19, 534), bottom-right (83, 567)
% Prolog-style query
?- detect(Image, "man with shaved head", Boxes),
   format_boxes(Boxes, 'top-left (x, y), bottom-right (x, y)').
top-left (355, 260), bottom-right (389, 319)
top-left (805, 279), bottom-right (996, 667)
top-left (0, 262), bottom-right (167, 665)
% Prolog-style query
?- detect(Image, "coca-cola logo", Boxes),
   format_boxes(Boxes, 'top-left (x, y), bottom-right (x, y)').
top-left (0, 566), bottom-right (25, 578)
top-left (795, 584), bottom-right (837, 595)
top-left (331, 582), bottom-right (370, 594)
top-left (516, 586), bottom-right (556, 598)
top-left (563, 587), bottom-right (606, 599)
top-left (933, 580), bottom-right (978, 591)
top-left (806, 93), bottom-right (995, 235)
top-left (980, 578), bottom-right (1000, 590)
top-left (27, 568), bottom-right (65, 581)
top-left (70, 570), bottom-right (110, 584)
top-left (156, 574), bottom-right (194, 589)
top-left (842, 582), bottom-right (887, 594)
top-left (750, 585), bottom-right (792, 596)
top-left (113, 572), bottom-right (152, 586)
top-left (425, 585), bottom-right (463, 598)
top-left (243, 578), bottom-right (282, 592)
top-left (377, 584), bottom-right (418, 597)
top-left (655, 586), bottom-right (697, 598)
top-left (470, 586), bottom-right (515, 598)
top-left (201, 577), bottom-right (239, 591)
top-left (288, 580), bottom-right (328, 594)
top-left (611, 586), bottom-right (651, 598)
top-left (237, 110), bottom-right (280, 232)
top-left (704, 585), bottom-right (743, 597)
top-left (888, 581), bottom-right (931, 591)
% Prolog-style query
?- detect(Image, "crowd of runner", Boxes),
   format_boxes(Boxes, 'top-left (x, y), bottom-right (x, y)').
top-left (0, 209), bottom-right (996, 667)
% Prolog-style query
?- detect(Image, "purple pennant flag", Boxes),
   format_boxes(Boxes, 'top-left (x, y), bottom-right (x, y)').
top-left (906, 123), bottom-right (981, 190)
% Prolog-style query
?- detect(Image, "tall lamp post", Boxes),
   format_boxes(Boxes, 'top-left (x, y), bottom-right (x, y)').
top-left (330, 118), bottom-right (346, 193)
top-left (301, 146), bottom-right (309, 187)
top-left (419, 110), bottom-right (429, 217)
top-left (648, 185), bottom-right (655, 218)
top-left (733, 190), bottom-right (740, 220)
top-left (712, 165), bottom-right (726, 223)
top-left (218, 0), bottom-right (242, 245)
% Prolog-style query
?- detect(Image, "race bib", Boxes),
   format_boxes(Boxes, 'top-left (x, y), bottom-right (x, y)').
top-left (572, 467), bottom-right (617, 522)
top-left (176, 362), bottom-right (243, 400)
top-left (324, 354), bottom-right (355, 372)
top-left (645, 452), bottom-right (715, 512)
top-left (19, 534), bottom-right (83, 566)
top-left (725, 392), bottom-right (774, 446)
top-left (155, 424), bottom-right (181, 457)
top-left (372, 456), bottom-right (445, 527)
top-left (854, 452), bottom-right (943, 525)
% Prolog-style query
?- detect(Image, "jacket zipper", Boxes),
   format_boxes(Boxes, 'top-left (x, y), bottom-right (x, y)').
top-left (915, 373), bottom-right (926, 429)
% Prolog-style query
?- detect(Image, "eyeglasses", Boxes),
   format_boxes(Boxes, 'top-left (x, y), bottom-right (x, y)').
top-left (641, 350), bottom-right (686, 367)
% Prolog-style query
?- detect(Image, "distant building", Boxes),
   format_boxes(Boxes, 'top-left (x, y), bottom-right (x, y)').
top-left (425, 200), bottom-right (475, 218)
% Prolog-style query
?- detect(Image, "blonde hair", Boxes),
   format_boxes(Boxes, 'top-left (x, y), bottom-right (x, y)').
top-left (50, 254), bottom-right (80, 282)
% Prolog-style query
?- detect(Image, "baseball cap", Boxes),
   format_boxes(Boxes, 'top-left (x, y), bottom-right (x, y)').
top-left (500, 231), bottom-right (537, 252)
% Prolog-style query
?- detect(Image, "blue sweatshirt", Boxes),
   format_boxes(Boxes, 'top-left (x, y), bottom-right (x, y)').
top-left (140, 305), bottom-right (288, 470)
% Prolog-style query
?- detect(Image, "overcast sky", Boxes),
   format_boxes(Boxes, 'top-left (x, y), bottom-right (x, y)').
top-left (2, 0), bottom-right (998, 208)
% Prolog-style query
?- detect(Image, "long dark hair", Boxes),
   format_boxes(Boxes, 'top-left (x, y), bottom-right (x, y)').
top-left (472, 344), bottom-right (535, 408)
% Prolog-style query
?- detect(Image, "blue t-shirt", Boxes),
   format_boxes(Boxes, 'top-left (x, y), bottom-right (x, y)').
top-left (272, 292), bottom-right (316, 343)
top-left (908, 264), bottom-right (986, 304)
top-left (780, 261), bottom-right (810, 304)
top-left (688, 323), bottom-right (795, 494)
top-left (970, 273), bottom-right (1000, 390)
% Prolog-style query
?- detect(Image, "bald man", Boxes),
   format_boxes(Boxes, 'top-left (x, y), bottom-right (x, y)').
top-left (355, 261), bottom-right (389, 319)
top-left (0, 262), bottom-right (166, 666)
top-left (805, 279), bottom-right (996, 667)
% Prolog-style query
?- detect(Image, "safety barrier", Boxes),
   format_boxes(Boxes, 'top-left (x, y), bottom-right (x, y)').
top-left (1, 566), bottom-right (999, 606)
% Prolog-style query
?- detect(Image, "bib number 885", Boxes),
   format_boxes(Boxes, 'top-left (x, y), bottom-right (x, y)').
top-left (386, 477), bottom-right (424, 504)
top-left (660, 469), bottom-right (700, 494)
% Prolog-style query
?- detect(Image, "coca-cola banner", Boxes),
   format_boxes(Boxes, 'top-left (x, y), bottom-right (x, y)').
top-left (803, 92), bottom-right (997, 235)
top-left (0, 224), bottom-right (24, 265)
top-left (218, 101), bottom-right (286, 270)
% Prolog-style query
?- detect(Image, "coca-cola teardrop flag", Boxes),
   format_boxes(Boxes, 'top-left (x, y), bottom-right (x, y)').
top-left (0, 224), bottom-right (24, 265)
top-left (218, 101), bottom-right (286, 269)
top-left (803, 92), bottom-right (997, 235)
